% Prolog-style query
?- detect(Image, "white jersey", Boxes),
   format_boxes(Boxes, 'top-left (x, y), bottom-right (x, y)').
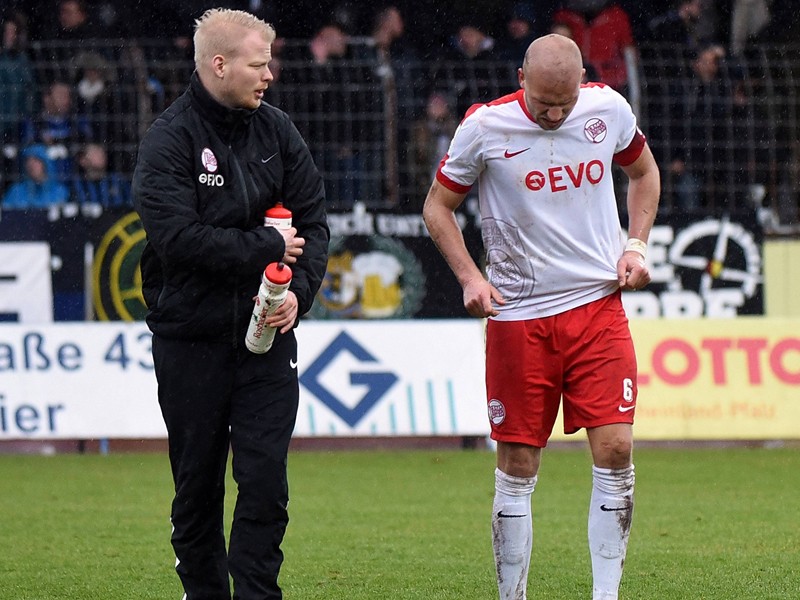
top-left (437, 84), bottom-right (645, 320)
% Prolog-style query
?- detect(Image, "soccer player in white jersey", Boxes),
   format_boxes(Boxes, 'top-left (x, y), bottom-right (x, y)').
top-left (423, 34), bottom-right (660, 600)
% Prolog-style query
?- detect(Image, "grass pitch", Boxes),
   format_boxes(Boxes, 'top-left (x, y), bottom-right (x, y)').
top-left (0, 446), bottom-right (798, 599)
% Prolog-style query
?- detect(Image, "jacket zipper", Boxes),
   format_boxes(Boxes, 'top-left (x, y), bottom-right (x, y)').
top-left (228, 136), bottom-right (251, 349)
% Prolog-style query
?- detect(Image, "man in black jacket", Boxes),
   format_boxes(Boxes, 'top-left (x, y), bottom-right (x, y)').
top-left (132, 8), bottom-right (329, 599)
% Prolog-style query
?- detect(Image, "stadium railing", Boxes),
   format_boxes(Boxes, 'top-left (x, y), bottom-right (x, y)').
top-left (1, 39), bottom-right (798, 231)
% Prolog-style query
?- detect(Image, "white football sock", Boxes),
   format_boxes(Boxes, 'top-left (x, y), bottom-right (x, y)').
top-left (588, 465), bottom-right (635, 600)
top-left (492, 468), bottom-right (537, 600)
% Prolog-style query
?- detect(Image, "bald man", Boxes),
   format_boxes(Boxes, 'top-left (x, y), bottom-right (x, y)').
top-left (423, 34), bottom-right (659, 600)
top-left (133, 8), bottom-right (329, 599)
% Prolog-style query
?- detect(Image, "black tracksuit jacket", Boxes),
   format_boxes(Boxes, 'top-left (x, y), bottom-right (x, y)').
top-left (133, 72), bottom-right (329, 342)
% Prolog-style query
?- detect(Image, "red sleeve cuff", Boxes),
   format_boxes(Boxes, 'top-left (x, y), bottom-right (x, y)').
top-left (613, 130), bottom-right (646, 166)
top-left (435, 159), bottom-right (473, 194)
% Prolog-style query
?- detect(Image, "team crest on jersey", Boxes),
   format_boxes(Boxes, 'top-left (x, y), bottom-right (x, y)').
top-left (584, 118), bottom-right (607, 143)
top-left (488, 399), bottom-right (506, 425)
top-left (201, 147), bottom-right (218, 172)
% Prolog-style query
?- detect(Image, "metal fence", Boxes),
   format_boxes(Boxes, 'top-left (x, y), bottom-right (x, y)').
top-left (2, 39), bottom-right (798, 230)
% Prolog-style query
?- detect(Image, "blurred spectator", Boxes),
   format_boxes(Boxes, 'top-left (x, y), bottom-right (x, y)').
top-left (552, 0), bottom-right (637, 94)
top-left (369, 5), bottom-right (418, 205)
top-left (370, 5), bottom-right (415, 63)
top-left (496, 2), bottom-right (539, 62)
top-left (74, 51), bottom-right (114, 128)
top-left (329, 1), bottom-right (361, 35)
top-left (1, 143), bottom-right (69, 209)
top-left (69, 142), bottom-right (131, 208)
top-left (437, 22), bottom-right (509, 118)
top-left (446, 23), bottom-right (498, 61)
top-left (21, 80), bottom-right (92, 182)
top-left (306, 23), bottom-right (349, 63)
top-left (0, 10), bottom-right (34, 191)
top-left (647, 0), bottom-right (705, 49)
top-left (36, 0), bottom-right (123, 86)
top-left (410, 91), bottom-right (457, 205)
top-left (48, 0), bottom-right (103, 41)
top-left (729, 0), bottom-right (770, 57)
top-left (667, 43), bottom-right (752, 210)
top-left (283, 23), bottom-right (383, 207)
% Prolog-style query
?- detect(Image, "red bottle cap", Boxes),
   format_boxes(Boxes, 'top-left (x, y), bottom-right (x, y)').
top-left (265, 203), bottom-right (292, 219)
top-left (264, 262), bottom-right (292, 284)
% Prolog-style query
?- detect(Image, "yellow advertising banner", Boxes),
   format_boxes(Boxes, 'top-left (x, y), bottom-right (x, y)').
top-left (551, 318), bottom-right (800, 441)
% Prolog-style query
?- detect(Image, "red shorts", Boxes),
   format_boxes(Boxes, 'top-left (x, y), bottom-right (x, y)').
top-left (485, 291), bottom-right (637, 447)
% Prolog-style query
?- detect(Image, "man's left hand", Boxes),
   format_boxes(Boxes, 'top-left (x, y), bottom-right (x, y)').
top-left (617, 252), bottom-right (650, 291)
top-left (266, 290), bottom-right (299, 332)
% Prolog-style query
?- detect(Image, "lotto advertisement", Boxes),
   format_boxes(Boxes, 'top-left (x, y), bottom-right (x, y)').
top-left (549, 318), bottom-right (800, 441)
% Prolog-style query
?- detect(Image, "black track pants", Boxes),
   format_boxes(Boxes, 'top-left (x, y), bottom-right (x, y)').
top-left (152, 332), bottom-right (299, 600)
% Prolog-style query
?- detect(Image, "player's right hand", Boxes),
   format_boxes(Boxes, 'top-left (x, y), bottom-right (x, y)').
top-left (280, 226), bottom-right (305, 264)
top-left (463, 278), bottom-right (505, 318)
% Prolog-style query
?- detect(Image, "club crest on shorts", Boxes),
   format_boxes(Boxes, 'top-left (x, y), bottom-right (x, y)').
top-left (201, 147), bottom-right (218, 172)
top-left (488, 399), bottom-right (506, 425)
top-left (584, 118), bottom-right (607, 143)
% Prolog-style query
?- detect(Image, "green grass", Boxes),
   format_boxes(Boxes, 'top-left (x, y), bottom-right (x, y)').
top-left (0, 447), bottom-right (798, 599)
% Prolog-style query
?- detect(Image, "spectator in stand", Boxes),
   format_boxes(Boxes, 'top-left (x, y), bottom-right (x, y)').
top-left (284, 22), bottom-right (382, 207)
top-left (552, 0), bottom-right (637, 95)
top-left (410, 90), bottom-right (457, 204)
top-left (286, 23), bottom-right (352, 206)
top-left (369, 5), bottom-right (418, 89)
top-left (70, 142), bottom-right (131, 208)
top-left (74, 51), bottom-right (114, 136)
top-left (371, 5), bottom-right (406, 59)
top-left (329, 1), bottom-right (361, 35)
top-left (0, 10), bottom-right (34, 192)
top-left (35, 0), bottom-right (108, 79)
top-left (369, 4), bottom-right (418, 204)
top-left (49, 0), bottom-right (102, 41)
top-left (2, 143), bottom-right (69, 209)
top-left (667, 43), bottom-right (752, 211)
top-left (729, 0), bottom-right (771, 56)
top-left (446, 22), bottom-right (498, 62)
top-left (21, 80), bottom-right (92, 183)
top-left (71, 49), bottom-right (135, 174)
top-left (647, 0), bottom-right (705, 50)
top-left (497, 2), bottom-right (539, 62)
top-left (438, 22), bottom-right (508, 118)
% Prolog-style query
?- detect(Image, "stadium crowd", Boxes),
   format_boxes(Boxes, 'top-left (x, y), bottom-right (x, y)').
top-left (1, 0), bottom-right (798, 223)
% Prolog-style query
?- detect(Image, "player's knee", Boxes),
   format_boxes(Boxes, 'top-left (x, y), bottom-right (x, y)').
top-left (497, 444), bottom-right (540, 477)
top-left (596, 436), bottom-right (632, 468)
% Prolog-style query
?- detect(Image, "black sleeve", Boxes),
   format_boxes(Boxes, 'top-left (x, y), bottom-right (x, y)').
top-left (132, 123), bottom-right (285, 277)
top-left (278, 114), bottom-right (330, 317)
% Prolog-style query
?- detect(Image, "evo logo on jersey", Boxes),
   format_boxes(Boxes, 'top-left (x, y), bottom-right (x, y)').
top-left (525, 159), bottom-right (604, 192)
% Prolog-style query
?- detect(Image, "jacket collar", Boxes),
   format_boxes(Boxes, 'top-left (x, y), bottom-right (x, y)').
top-left (188, 71), bottom-right (256, 134)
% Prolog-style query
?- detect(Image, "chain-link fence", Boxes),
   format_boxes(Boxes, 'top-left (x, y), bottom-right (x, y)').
top-left (2, 39), bottom-right (798, 229)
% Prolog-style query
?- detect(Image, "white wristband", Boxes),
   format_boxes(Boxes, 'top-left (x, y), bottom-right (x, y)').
top-left (624, 238), bottom-right (647, 260)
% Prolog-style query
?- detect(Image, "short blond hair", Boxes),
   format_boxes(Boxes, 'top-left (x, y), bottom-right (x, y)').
top-left (193, 8), bottom-right (276, 68)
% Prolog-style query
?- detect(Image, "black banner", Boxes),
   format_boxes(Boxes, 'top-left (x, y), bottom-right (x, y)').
top-left (0, 206), bottom-right (763, 321)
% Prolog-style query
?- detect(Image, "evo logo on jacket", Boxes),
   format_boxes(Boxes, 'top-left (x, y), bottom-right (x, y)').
top-left (199, 147), bottom-right (225, 186)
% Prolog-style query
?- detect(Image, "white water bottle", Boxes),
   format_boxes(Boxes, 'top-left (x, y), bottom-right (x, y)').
top-left (264, 202), bottom-right (292, 230)
top-left (245, 262), bottom-right (293, 354)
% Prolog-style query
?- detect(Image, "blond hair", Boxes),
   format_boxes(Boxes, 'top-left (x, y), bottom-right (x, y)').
top-left (193, 8), bottom-right (276, 68)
